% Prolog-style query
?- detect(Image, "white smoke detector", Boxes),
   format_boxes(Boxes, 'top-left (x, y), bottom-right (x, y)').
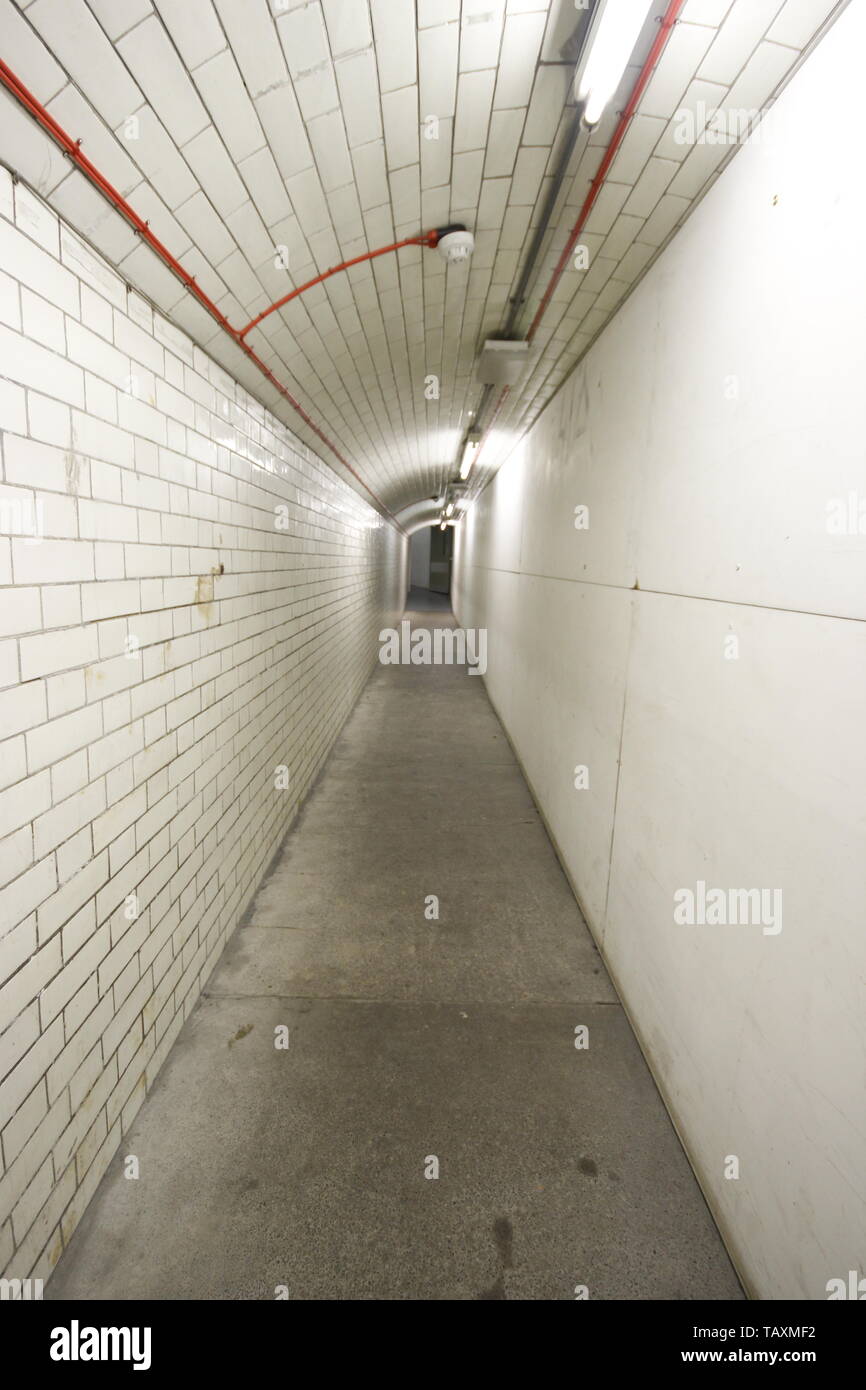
top-left (436, 228), bottom-right (475, 264)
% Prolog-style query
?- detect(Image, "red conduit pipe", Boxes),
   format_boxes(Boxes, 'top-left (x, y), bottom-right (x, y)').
top-left (469, 0), bottom-right (686, 482)
top-left (239, 232), bottom-right (438, 339)
top-left (0, 56), bottom-right (417, 528)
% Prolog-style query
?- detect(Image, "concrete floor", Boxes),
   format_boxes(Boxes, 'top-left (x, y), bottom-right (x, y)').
top-left (49, 593), bottom-right (743, 1301)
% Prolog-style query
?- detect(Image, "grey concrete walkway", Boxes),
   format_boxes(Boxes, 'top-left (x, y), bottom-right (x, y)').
top-left (49, 597), bottom-right (742, 1301)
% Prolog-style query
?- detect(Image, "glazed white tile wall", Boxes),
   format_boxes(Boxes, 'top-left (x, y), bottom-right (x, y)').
top-left (453, 4), bottom-right (866, 1300)
top-left (0, 171), bottom-right (406, 1283)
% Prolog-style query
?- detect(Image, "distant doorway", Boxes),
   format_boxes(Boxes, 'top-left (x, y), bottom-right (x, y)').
top-left (409, 524), bottom-right (452, 595)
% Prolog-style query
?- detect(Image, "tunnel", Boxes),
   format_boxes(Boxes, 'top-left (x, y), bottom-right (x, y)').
top-left (0, 0), bottom-right (863, 1334)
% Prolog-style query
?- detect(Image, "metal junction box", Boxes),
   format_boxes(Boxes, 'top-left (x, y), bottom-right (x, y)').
top-left (476, 338), bottom-right (529, 386)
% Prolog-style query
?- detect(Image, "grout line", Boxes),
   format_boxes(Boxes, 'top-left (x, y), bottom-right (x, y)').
top-left (600, 593), bottom-right (637, 944)
top-left (458, 562), bottom-right (866, 624)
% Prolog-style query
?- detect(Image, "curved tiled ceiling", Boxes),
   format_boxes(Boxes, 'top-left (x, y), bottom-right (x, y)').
top-left (0, 0), bottom-right (845, 520)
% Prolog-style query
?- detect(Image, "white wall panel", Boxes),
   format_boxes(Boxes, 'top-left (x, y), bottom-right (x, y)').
top-left (453, 2), bottom-right (866, 1299)
top-left (606, 591), bottom-right (866, 1299)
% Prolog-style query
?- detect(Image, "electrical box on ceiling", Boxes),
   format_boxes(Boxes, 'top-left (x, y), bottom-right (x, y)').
top-left (476, 339), bottom-right (529, 386)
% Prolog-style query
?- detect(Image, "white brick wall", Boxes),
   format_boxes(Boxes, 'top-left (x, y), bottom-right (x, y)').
top-left (0, 167), bottom-right (406, 1283)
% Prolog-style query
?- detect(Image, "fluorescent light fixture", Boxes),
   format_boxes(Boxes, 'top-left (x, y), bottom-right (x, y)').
top-left (575, 0), bottom-right (655, 128)
top-left (459, 439), bottom-right (479, 480)
top-left (445, 501), bottom-right (454, 517)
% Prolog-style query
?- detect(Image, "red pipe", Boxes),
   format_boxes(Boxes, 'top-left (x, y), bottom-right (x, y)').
top-left (469, 0), bottom-right (685, 483)
top-left (0, 56), bottom-right (413, 528)
top-left (239, 232), bottom-right (438, 339)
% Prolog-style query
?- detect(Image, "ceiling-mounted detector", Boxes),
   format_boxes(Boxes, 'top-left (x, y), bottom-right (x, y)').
top-left (434, 224), bottom-right (475, 263)
top-left (476, 338), bottom-right (529, 387)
